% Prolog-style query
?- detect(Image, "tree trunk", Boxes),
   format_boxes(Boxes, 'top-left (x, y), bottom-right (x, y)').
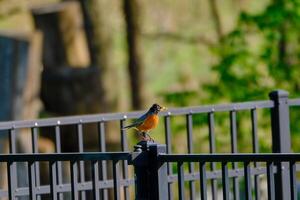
top-left (80, 0), bottom-right (120, 113)
top-left (208, 0), bottom-right (223, 42)
top-left (58, 2), bottom-right (91, 67)
top-left (123, 0), bottom-right (146, 110)
top-left (274, 0), bottom-right (290, 80)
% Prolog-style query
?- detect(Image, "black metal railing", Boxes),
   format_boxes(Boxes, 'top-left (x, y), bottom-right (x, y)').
top-left (0, 152), bottom-right (130, 200)
top-left (158, 153), bottom-right (300, 200)
top-left (0, 89), bottom-right (299, 200)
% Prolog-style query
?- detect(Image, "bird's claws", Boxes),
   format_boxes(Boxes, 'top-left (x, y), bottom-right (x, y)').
top-left (139, 132), bottom-right (154, 142)
top-left (147, 135), bottom-right (154, 142)
top-left (146, 133), bottom-right (155, 142)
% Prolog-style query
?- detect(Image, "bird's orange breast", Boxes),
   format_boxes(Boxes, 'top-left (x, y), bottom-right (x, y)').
top-left (137, 114), bottom-right (159, 132)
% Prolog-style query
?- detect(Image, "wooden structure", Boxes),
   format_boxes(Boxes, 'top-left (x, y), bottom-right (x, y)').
top-left (0, 31), bottom-right (42, 122)
top-left (0, 30), bottom-right (44, 190)
top-left (31, 1), bottom-right (90, 69)
top-left (31, 1), bottom-right (98, 116)
top-left (0, 30), bottom-right (42, 133)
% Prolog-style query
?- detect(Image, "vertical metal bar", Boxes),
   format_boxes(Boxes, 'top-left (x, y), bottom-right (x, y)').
top-left (97, 121), bottom-right (108, 200)
top-left (289, 161), bottom-right (297, 200)
top-left (7, 161), bottom-right (15, 200)
top-left (77, 123), bottom-right (86, 200)
top-left (199, 162), bottom-right (207, 200)
top-left (269, 90), bottom-right (291, 200)
top-left (186, 114), bottom-right (195, 199)
top-left (177, 162), bottom-right (185, 200)
top-left (164, 115), bottom-right (172, 154)
top-left (120, 119), bottom-right (130, 200)
top-left (164, 115), bottom-right (173, 200)
top-left (208, 112), bottom-right (217, 200)
top-left (70, 160), bottom-right (79, 200)
top-left (251, 109), bottom-right (259, 153)
top-left (49, 161), bottom-right (58, 200)
top-left (113, 160), bottom-right (121, 200)
top-left (230, 111), bottom-right (238, 154)
top-left (9, 128), bottom-right (16, 153)
top-left (222, 162), bottom-right (229, 200)
top-left (31, 127), bottom-right (41, 200)
top-left (92, 160), bottom-right (100, 200)
top-left (31, 126), bottom-right (39, 157)
top-left (150, 144), bottom-right (169, 199)
top-left (267, 162), bottom-right (275, 200)
top-left (8, 129), bottom-right (17, 200)
top-left (251, 108), bottom-right (261, 200)
top-left (54, 125), bottom-right (63, 200)
top-left (120, 120), bottom-right (128, 151)
top-left (230, 110), bottom-right (239, 200)
top-left (28, 161), bottom-right (37, 200)
top-left (244, 162), bottom-right (252, 200)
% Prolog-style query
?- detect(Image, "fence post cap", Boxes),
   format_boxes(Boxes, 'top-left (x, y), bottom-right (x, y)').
top-left (134, 145), bottom-right (143, 152)
top-left (136, 140), bottom-right (157, 151)
top-left (269, 89), bottom-right (289, 99)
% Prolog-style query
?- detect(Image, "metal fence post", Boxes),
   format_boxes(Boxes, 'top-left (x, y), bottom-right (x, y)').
top-left (131, 141), bottom-right (168, 200)
top-left (269, 90), bottom-right (291, 200)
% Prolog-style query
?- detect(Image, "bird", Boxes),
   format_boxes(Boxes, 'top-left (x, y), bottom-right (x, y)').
top-left (123, 103), bottom-right (167, 141)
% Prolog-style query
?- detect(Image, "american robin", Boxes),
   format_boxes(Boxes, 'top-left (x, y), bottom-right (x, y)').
top-left (123, 103), bottom-right (167, 141)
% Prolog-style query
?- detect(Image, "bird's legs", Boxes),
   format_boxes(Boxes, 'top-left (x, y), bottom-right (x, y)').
top-left (138, 131), bottom-right (154, 142)
top-left (140, 132), bottom-right (147, 141)
top-left (143, 131), bottom-right (154, 142)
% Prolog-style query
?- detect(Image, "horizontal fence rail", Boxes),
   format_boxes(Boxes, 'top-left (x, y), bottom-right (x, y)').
top-left (0, 152), bottom-right (131, 162)
top-left (0, 100), bottom-right (278, 130)
top-left (158, 153), bottom-right (300, 162)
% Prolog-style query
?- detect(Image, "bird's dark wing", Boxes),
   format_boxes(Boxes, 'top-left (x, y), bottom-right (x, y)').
top-left (123, 112), bottom-right (149, 129)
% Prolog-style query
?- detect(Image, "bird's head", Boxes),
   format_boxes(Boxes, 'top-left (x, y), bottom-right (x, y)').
top-left (149, 103), bottom-right (167, 114)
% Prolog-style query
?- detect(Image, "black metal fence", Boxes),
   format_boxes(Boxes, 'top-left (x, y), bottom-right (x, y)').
top-left (158, 152), bottom-right (300, 200)
top-left (0, 153), bottom-right (130, 200)
top-left (132, 142), bottom-right (300, 200)
top-left (0, 89), bottom-right (299, 200)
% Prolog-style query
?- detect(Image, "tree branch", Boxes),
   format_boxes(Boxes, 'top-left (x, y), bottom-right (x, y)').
top-left (142, 31), bottom-right (215, 47)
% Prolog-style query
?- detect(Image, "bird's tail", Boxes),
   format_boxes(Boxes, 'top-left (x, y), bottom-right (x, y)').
top-left (122, 124), bottom-right (134, 130)
top-left (122, 124), bottom-right (136, 131)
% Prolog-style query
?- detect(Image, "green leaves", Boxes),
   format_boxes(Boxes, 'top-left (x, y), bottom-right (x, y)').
top-left (207, 0), bottom-right (300, 102)
top-left (204, 0), bottom-right (300, 152)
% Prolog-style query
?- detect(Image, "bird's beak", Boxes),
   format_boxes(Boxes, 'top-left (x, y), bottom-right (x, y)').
top-left (160, 106), bottom-right (167, 111)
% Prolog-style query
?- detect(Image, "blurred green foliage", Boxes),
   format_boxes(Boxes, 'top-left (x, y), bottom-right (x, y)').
top-left (207, 0), bottom-right (300, 101)
top-left (208, 0), bottom-right (300, 152)
top-left (163, 0), bottom-right (300, 153)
